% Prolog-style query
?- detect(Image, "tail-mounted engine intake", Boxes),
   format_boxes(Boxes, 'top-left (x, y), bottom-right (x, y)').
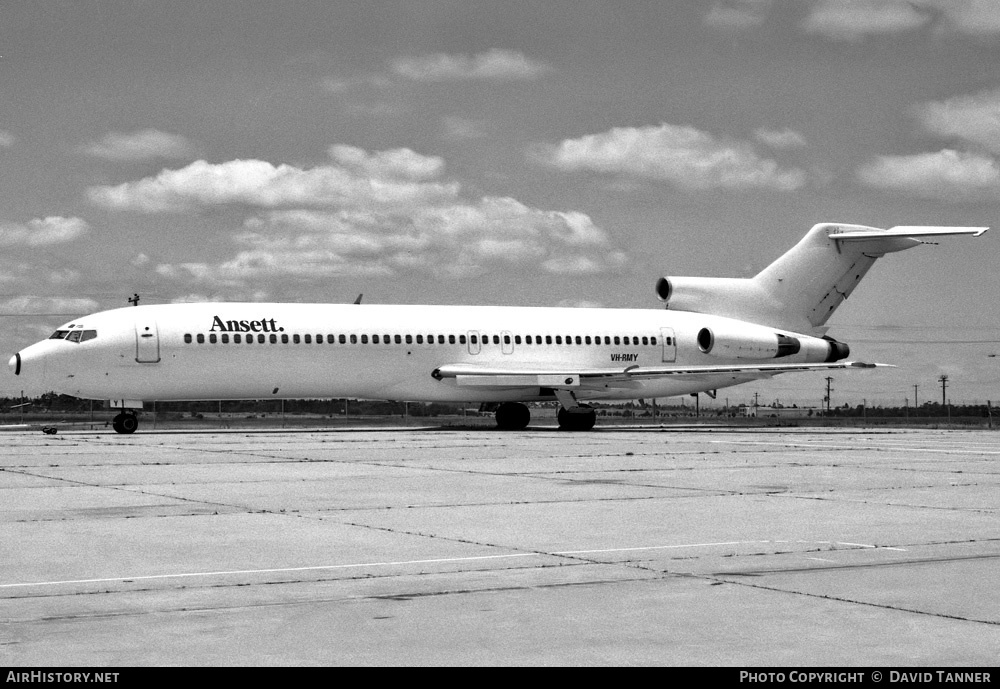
top-left (696, 322), bottom-right (801, 360)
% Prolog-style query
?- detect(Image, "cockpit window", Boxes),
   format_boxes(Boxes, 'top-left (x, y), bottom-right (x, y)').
top-left (61, 330), bottom-right (97, 343)
top-left (49, 330), bottom-right (69, 339)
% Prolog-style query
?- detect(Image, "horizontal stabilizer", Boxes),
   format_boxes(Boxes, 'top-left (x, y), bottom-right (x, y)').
top-left (830, 226), bottom-right (988, 240)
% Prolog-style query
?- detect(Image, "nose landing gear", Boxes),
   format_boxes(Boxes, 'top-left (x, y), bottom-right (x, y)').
top-left (112, 411), bottom-right (139, 434)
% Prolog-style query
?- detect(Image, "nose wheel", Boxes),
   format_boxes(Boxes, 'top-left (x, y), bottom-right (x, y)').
top-left (112, 412), bottom-right (139, 434)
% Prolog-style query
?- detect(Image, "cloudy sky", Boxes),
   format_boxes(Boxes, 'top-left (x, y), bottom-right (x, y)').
top-left (2, 0), bottom-right (999, 406)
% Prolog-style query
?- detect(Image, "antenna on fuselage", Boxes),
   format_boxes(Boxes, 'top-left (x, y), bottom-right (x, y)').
top-left (128, 293), bottom-right (140, 306)
top-left (353, 294), bottom-right (363, 305)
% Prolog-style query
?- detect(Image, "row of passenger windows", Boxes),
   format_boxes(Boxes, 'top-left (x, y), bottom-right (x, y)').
top-left (183, 332), bottom-right (668, 346)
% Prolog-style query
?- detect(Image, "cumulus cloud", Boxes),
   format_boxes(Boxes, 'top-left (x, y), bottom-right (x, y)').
top-left (87, 155), bottom-right (460, 213)
top-left (98, 144), bottom-right (626, 283)
top-left (535, 123), bottom-right (806, 191)
top-left (80, 129), bottom-right (199, 161)
top-left (801, 0), bottom-right (1000, 40)
top-left (704, 1), bottom-right (1000, 39)
top-left (0, 295), bottom-right (99, 316)
top-left (0, 216), bottom-right (90, 246)
top-left (161, 198), bottom-right (620, 284)
top-left (390, 49), bottom-right (553, 82)
top-left (703, 0), bottom-right (772, 30)
top-left (754, 128), bottom-right (808, 150)
top-left (914, 89), bottom-right (1000, 154)
top-left (856, 149), bottom-right (1000, 199)
top-left (328, 145), bottom-right (445, 180)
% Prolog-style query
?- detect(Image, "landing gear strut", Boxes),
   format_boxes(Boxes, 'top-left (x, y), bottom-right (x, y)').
top-left (557, 404), bottom-right (596, 431)
top-left (112, 411), bottom-right (139, 435)
top-left (495, 402), bottom-right (531, 430)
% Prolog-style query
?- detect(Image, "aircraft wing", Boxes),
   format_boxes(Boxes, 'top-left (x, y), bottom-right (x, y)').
top-left (431, 361), bottom-right (888, 389)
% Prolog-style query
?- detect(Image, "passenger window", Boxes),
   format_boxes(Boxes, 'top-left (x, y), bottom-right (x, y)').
top-left (209, 334), bottom-right (217, 344)
top-left (546, 336), bottom-right (552, 344)
top-left (613, 336), bottom-right (620, 345)
top-left (416, 335), bottom-right (423, 344)
top-left (258, 334), bottom-right (265, 343)
top-left (470, 335), bottom-right (477, 345)
top-left (651, 337), bottom-right (657, 345)
top-left (459, 334), bottom-right (466, 344)
top-left (234, 334), bottom-right (242, 344)
top-left (555, 336), bottom-right (562, 345)
top-left (336, 334), bottom-right (343, 344)
top-left (361, 334), bottom-right (368, 344)
top-left (197, 334), bottom-right (205, 344)
top-left (575, 336), bottom-right (582, 345)
top-left (350, 334), bottom-right (357, 344)
top-left (395, 334), bottom-right (402, 344)
top-left (503, 335), bottom-right (511, 345)
top-left (184, 334), bottom-right (192, 344)
top-left (373, 334), bottom-right (381, 344)
top-left (585, 336), bottom-right (591, 345)
top-left (221, 334), bottom-right (229, 344)
top-left (450, 335), bottom-right (457, 344)
top-left (270, 334), bottom-right (277, 344)
top-left (295, 334), bottom-right (302, 344)
top-left (281, 334), bottom-right (288, 344)
top-left (515, 335), bottom-right (521, 345)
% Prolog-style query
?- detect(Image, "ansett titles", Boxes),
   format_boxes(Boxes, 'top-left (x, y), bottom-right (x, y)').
top-left (210, 316), bottom-right (285, 333)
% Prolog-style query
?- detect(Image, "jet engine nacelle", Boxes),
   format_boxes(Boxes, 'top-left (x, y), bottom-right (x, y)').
top-left (655, 276), bottom-right (771, 324)
top-left (696, 321), bottom-right (801, 360)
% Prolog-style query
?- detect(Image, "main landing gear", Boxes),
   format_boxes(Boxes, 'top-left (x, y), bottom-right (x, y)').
top-left (557, 404), bottom-right (596, 432)
top-left (111, 411), bottom-right (139, 435)
top-left (491, 400), bottom-right (597, 431)
top-left (495, 402), bottom-right (531, 430)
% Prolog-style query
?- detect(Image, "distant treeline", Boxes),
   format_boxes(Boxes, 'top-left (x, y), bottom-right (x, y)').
top-left (0, 394), bottom-right (993, 418)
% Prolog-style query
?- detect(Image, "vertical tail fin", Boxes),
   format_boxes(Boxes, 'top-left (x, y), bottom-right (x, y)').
top-left (657, 223), bottom-right (987, 334)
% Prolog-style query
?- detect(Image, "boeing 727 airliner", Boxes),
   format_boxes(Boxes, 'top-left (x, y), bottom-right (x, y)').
top-left (8, 223), bottom-right (987, 433)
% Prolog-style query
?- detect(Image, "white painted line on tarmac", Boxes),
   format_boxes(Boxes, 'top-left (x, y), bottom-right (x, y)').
top-left (0, 540), bottom-right (903, 590)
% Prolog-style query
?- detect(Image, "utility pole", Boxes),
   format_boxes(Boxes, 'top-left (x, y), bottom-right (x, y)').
top-left (938, 375), bottom-right (948, 406)
top-left (824, 377), bottom-right (834, 414)
top-left (913, 384), bottom-right (919, 413)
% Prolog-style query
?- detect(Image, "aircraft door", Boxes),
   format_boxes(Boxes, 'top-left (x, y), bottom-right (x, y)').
top-left (660, 327), bottom-right (676, 363)
top-left (501, 330), bottom-right (514, 355)
top-left (135, 321), bottom-right (161, 363)
top-left (467, 330), bottom-right (481, 355)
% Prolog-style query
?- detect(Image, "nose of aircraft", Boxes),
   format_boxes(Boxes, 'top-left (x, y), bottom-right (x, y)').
top-left (9, 352), bottom-right (21, 376)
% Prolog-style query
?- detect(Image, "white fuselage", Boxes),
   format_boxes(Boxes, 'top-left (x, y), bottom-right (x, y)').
top-left (11, 302), bottom-right (838, 405)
